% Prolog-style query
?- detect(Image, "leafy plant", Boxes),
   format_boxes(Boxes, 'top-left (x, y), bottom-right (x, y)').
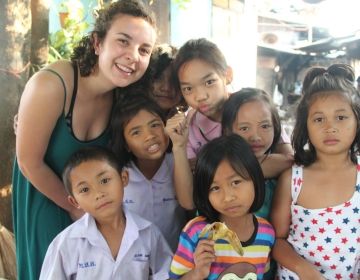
top-left (48, 0), bottom-right (89, 62)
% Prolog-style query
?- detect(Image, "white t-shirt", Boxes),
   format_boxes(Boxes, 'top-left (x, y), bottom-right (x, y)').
top-left (39, 209), bottom-right (172, 280)
top-left (123, 153), bottom-right (186, 251)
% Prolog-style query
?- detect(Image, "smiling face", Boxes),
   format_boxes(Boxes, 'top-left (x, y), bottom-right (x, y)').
top-left (178, 59), bottom-right (230, 121)
top-left (68, 160), bottom-right (128, 221)
top-left (307, 92), bottom-right (357, 157)
top-left (95, 14), bottom-right (156, 88)
top-left (124, 109), bottom-right (169, 161)
top-left (231, 100), bottom-right (274, 159)
top-left (208, 160), bottom-right (255, 223)
top-left (151, 66), bottom-right (181, 112)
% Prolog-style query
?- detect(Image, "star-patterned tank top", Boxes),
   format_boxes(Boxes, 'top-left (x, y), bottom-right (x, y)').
top-left (277, 158), bottom-right (360, 280)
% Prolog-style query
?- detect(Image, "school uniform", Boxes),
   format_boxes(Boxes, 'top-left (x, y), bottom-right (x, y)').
top-left (124, 153), bottom-right (186, 252)
top-left (39, 209), bottom-right (172, 280)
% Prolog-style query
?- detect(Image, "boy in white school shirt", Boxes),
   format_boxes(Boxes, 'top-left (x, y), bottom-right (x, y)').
top-left (39, 146), bottom-right (172, 280)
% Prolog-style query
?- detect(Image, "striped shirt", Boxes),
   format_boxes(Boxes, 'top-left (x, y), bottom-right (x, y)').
top-left (169, 215), bottom-right (275, 280)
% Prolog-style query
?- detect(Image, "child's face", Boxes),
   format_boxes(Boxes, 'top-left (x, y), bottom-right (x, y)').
top-left (178, 59), bottom-right (230, 121)
top-left (208, 159), bottom-right (255, 222)
top-left (68, 160), bottom-right (128, 220)
top-left (151, 66), bottom-right (181, 112)
top-left (231, 100), bottom-right (274, 159)
top-left (124, 109), bottom-right (169, 161)
top-left (307, 92), bottom-right (357, 156)
top-left (94, 15), bottom-right (156, 88)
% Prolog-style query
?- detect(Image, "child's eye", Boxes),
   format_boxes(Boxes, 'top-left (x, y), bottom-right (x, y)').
top-left (130, 130), bottom-right (140, 136)
top-left (79, 186), bottom-right (89, 193)
top-left (100, 178), bottom-right (111, 185)
top-left (238, 126), bottom-right (249, 132)
top-left (205, 79), bottom-right (216, 86)
top-left (231, 179), bottom-right (242, 187)
top-left (313, 117), bottom-right (323, 123)
top-left (209, 185), bottom-right (220, 192)
top-left (151, 121), bottom-right (163, 128)
top-left (181, 87), bottom-right (192, 95)
top-left (261, 123), bottom-right (272, 129)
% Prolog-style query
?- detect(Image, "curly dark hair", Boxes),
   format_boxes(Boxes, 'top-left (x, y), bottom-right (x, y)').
top-left (71, 0), bottom-right (156, 76)
top-left (292, 63), bottom-right (360, 166)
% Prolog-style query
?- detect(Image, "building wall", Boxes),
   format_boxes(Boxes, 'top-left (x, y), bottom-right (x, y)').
top-left (170, 0), bottom-right (258, 91)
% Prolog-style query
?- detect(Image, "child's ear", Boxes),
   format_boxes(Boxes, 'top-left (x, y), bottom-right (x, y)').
top-left (120, 170), bottom-right (129, 188)
top-left (225, 66), bottom-right (233, 85)
top-left (68, 195), bottom-right (81, 209)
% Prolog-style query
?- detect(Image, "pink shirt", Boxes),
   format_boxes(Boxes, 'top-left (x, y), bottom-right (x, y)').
top-left (186, 111), bottom-right (290, 159)
top-left (186, 111), bottom-right (221, 159)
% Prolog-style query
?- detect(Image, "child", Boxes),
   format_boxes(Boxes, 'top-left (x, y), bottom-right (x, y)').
top-left (271, 64), bottom-right (360, 279)
top-left (222, 88), bottom-right (291, 219)
top-left (167, 39), bottom-right (292, 209)
top-left (148, 44), bottom-right (187, 118)
top-left (169, 134), bottom-right (275, 280)
top-left (171, 38), bottom-right (292, 166)
top-left (110, 94), bottom-right (187, 251)
top-left (39, 146), bottom-right (172, 279)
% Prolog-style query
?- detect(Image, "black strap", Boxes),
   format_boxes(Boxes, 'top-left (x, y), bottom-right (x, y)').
top-left (65, 62), bottom-right (78, 130)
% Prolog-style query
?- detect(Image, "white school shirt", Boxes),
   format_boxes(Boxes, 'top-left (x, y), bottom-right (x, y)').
top-left (123, 153), bottom-right (186, 252)
top-left (39, 209), bottom-right (172, 280)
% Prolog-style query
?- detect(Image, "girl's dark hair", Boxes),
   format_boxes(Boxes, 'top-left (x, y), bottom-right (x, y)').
top-left (194, 134), bottom-right (265, 223)
top-left (150, 44), bottom-right (178, 80)
top-left (293, 63), bottom-right (360, 165)
top-left (222, 88), bottom-right (281, 154)
top-left (71, 0), bottom-right (156, 76)
top-left (62, 146), bottom-right (123, 196)
top-left (172, 38), bottom-right (228, 97)
top-left (110, 92), bottom-right (167, 165)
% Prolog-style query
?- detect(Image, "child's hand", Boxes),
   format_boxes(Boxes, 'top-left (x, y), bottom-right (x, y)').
top-left (192, 239), bottom-right (216, 279)
top-left (165, 112), bottom-right (189, 149)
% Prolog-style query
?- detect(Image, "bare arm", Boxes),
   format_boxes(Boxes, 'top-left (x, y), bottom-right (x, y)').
top-left (274, 142), bottom-right (293, 155)
top-left (260, 153), bottom-right (293, 178)
top-left (165, 112), bottom-right (194, 210)
top-left (271, 169), bottom-right (324, 279)
top-left (16, 65), bottom-right (82, 219)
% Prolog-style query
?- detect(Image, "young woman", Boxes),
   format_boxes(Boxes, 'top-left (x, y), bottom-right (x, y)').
top-left (13, 1), bottom-right (156, 279)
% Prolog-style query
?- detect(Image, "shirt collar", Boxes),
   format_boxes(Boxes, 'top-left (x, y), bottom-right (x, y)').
top-left (127, 153), bottom-right (173, 183)
top-left (68, 208), bottom-right (152, 241)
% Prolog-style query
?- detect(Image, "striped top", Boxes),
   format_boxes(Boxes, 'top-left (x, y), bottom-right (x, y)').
top-left (169, 215), bottom-right (275, 280)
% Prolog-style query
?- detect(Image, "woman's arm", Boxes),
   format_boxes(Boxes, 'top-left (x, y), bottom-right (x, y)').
top-left (16, 66), bottom-right (82, 219)
top-left (271, 169), bottom-right (324, 279)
